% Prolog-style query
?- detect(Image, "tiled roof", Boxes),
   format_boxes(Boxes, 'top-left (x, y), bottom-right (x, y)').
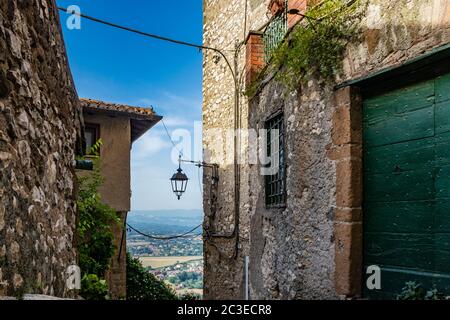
top-left (80, 98), bottom-right (158, 119)
top-left (80, 98), bottom-right (162, 142)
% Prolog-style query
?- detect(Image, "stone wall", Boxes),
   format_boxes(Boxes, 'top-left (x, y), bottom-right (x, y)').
top-left (0, 0), bottom-right (82, 298)
top-left (247, 80), bottom-right (337, 299)
top-left (203, 0), bottom-right (269, 300)
top-left (203, 0), bottom-right (450, 299)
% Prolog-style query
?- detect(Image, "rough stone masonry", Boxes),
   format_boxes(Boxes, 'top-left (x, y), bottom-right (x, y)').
top-left (0, 0), bottom-right (82, 297)
top-left (202, 0), bottom-right (450, 300)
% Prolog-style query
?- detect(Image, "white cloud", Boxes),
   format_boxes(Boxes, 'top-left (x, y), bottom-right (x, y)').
top-left (162, 117), bottom-right (193, 128)
top-left (130, 91), bottom-right (203, 210)
top-left (130, 153), bottom-right (204, 211)
top-left (132, 131), bottom-right (171, 161)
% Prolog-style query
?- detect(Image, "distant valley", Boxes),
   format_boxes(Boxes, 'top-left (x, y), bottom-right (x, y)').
top-left (127, 209), bottom-right (203, 234)
top-left (126, 209), bottom-right (204, 295)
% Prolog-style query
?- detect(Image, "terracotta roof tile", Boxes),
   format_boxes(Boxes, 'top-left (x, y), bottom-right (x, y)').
top-left (80, 98), bottom-right (159, 119)
top-left (80, 98), bottom-right (162, 142)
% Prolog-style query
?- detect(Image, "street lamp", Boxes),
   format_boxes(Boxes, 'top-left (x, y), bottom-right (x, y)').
top-left (170, 157), bottom-right (219, 200)
top-left (287, 8), bottom-right (318, 31)
top-left (287, 8), bottom-right (318, 20)
top-left (170, 157), bottom-right (189, 200)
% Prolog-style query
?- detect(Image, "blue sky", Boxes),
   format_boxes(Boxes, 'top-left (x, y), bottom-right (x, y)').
top-left (58, 0), bottom-right (204, 210)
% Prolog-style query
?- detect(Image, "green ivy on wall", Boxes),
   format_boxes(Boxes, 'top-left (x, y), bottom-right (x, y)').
top-left (274, 0), bottom-right (366, 87)
top-left (247, 0), bottom-right (366, 96)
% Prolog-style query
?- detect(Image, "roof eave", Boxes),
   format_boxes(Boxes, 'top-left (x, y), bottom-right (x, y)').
top-left (131, 115), bottom-right (163, 143)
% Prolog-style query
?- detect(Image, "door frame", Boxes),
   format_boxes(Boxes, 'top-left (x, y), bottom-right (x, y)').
top-left (330, 42), bottom-right (450, 298)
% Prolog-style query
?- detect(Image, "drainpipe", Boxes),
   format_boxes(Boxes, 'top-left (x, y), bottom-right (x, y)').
top-left (232, 41), bottom-right (241, 259)
top-left (117, 212), bottom-right (128, 262)
top-left (244, 256), bottom-right (250, 300)
top-left (207, 41), bottom-right (244, 260)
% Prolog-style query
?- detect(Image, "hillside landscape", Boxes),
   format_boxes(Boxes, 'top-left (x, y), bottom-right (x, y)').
top-left (127, 210), bottom-right (204, 295)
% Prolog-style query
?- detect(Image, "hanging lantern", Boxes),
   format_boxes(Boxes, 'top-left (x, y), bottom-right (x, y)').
top-left (170, 158), bottom-right (189, 200)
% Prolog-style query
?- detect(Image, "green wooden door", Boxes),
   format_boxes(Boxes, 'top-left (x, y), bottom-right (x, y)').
top-left (363, 73), bottom-right (450, 299)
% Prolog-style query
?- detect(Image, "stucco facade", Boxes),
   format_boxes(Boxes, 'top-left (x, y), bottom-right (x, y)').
top-left (202, 0), bottom-right (450, 300)
top-left (80, 99), bottom-right (161, 299)
top-left (203, 0), bottom-right (270, 300)
top-left (82, 111), bottom-right (131, 300)
top-left (83, 113), bottom-right (132, 212)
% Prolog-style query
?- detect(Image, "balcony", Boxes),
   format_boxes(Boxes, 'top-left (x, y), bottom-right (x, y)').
top-left (263, 0), bottom-right (288, 63)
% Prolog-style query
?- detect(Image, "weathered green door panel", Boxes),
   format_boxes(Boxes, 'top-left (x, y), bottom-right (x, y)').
top-left (364, 106), bottom-right (434, 147)
top-left (435, 101), bottom-right (450, 134)
top-left (365, 169), bottom-right (435, 202)
top-left (435, 200), bottom-right (450, 233)
top-left (434, 233), bottom-right (450, 273)
top-left (364, 201), bottom-right (434, 234)
top-left (363, 79), bottom-right (435, 121)
top-left (363, 74), bottom-right (450, 299)
top-left (435, 165), bottom-right (450, 199)
top-left (364, 200), bottom-right (450, 234)
top-left (364, 232), bottom-right (435, 271)
top-left (436, 73), bottom-right (450, 103)
top-left (435, 132), bottom-right (450, 166)
top-left (363, 266), bottom-right (450, 300)
top-left (364, 138), bottom-right (434, 174)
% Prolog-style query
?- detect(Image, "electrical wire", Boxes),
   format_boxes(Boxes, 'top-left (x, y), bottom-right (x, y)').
top-left (127, 223), bottom-right (202, 241)
top-left (197, 163), bottom-right (203, 195)
top-left (58, 4), bottom-right (239, 261)
top-left (161, 118), bottom-right (183, 157)
top-left (57, 6), bottom-right (238, 85)
top-left (57, 7), bottom-right (210, 242)
top-left (57, 6), bottom-right (234, 52)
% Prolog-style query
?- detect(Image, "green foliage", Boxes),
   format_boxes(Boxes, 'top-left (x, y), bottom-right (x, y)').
top-left (88, 139), bottom-right (103, 157)
top-left (397, 282), bottom-right (445, 300)
top-left (76, 138), bottom-right (103, 161)
top-left (77, 139), bottom-right (119, 299)
top-left (269, 0), bottom-right (366, 89)
top-left (80, 274), bottom-right (109, 300)
top-left (168, 271), bottom-right (203, 289)
top-left (77, 176), bottom-right (118, 277)
top-left (178, 292), bottom-right (201, 301)
top-left (126, 253), bottom-right (178, 301)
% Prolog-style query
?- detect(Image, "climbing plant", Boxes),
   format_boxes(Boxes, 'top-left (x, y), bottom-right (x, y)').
top-left (397, 281), bottom-right (446, 300)
top-left (269, 0), bottom-right (366, 89)
top-left (77, 139), bottom-right (120, 300)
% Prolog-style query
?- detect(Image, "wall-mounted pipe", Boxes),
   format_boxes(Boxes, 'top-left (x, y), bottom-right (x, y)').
top-left (244, 256), bottom-right (250, 300)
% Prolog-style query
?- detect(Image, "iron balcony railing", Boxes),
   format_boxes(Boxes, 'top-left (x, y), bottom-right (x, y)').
top-left (263, 0), bottom-right (288, 63)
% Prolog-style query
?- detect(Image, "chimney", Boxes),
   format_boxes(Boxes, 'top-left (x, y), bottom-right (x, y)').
top-left (268, 0), bottom-right (286, 16)
top-left (245, 31), bottom-right (265, 88)
top-left (287, 0), bottom-right (308, 29)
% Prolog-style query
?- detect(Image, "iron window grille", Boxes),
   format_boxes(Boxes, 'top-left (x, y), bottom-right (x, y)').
top-left (263, 0), bottom-right (288, 63)
top-left (265, 112), bottom-right (286, 207)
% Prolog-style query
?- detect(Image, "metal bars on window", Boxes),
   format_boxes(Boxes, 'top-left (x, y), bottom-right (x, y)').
top-left (265, 113), bottom-right (286, 207)
top-left (263, 0), bottom-right (288, 63)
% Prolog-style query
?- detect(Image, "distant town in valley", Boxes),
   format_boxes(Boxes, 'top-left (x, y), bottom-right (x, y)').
top-left (127, 210), bottom-right (203, 296)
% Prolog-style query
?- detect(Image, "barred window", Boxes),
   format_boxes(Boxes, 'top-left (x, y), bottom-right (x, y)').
top-left (265, 112), bottom-right (286, 207)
